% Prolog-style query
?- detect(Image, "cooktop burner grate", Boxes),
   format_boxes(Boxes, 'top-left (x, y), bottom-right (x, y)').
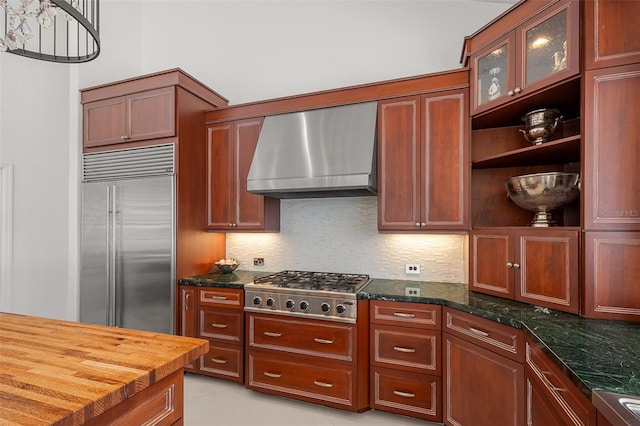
top-left (252, 270), bottom-right (370, 293)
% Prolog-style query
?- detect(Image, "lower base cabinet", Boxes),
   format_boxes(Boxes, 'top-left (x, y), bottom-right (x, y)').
top-left (525, 338), bottom-right (596, 426)
top-left (369, 301), bottom-right (442, 422)
top-left (178, 286), bottom-right (245, 382)
top-left (245, 303), bottom-right (369, 412)
top-left (443, 307), bottom-right (525, 426)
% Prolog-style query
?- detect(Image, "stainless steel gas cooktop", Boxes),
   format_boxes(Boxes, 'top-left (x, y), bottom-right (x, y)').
top-left (244, 270), bottom-right (371, 323)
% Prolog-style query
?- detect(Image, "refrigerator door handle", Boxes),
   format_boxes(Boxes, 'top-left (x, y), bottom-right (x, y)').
top-left (108, 184), bottom-right (117, 327)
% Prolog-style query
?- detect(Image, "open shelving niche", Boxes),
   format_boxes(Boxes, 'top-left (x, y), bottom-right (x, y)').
top-left (470, 77), bottom-right (581, 229)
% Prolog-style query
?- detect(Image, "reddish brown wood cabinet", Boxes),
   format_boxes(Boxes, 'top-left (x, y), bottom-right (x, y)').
top-left (369, 301), bottom-right (442, 422)
top-left (206, 118), bottom-right (280, 231)
top-left (584, 0), bottom-right (640, 70)
top-left (83, 87), bottom-right (175, 149)
top-left (377, 88), bottom-right (469, 231)
top-left (469, 0), bottom-right (579, 116)
top-left (178, 286), bottom-right (245, 382)
top-left (525, 338), bottom-right (596, 425)
top-left (179, 286), bottom-right (197, 373)
top-left (245, 303), bottom-right (369, 412)
top-left (583, 64), bottom-right (640, 232)
top-left (582, 58), bottom-right (640, 322)
top-left (443, 308), bottom-right (525, 426)
top-left (470, 229), bottom-right (580, 314)
top-left (583, 232), bottom-right (640, 322)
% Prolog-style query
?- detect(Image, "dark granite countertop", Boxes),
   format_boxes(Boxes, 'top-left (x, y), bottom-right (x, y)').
top-left (178, 271), bottom-right (640, 400)
top-left (360, 278), bottom-right (640, 400)
top-left (178, 270), bottom-right (274, 289)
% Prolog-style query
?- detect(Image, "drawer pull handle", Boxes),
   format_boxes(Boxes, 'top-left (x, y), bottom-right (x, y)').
top-left (263, 371), bottom-right (282, 379)
top-left (314, 338), bottom-right (334, 345)
top-left (263, 331), bottom-right (282, 338)
top-left (541, 371), bottom-right (566, 392)
top-left (393, 312), bottom-right (415, 318)
top-left (211, 323), bottom-right (228, 329)
top-left (468, 327), bottom-right (490, 337)
top-left (313, 381), bottom-right (334, 388)
top-left (393, 390), bottom-right (416, 398)
top-left (393, 346), bottom-right (416, 353)
top-left (209, 296), bottom-right (227, 300)
top-left (211, 358), bottom-right (227, 364)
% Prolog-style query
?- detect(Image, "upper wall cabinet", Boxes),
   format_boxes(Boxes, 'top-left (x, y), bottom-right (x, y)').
top-left (584, 0), bottom-right (640, 70)
top-left (206, 118), bottom-right (280, 232)
top-left (470, 0), bottom-right (579, 116)
top-left (81, 69), bottom-right (228, 153)
top-left (378, 88), bottom-right (469, 232)
top-left (83, 87), bottom-right (175, 149)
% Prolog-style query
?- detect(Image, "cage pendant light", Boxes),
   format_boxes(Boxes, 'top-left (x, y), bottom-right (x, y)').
top-left (1, 0), bottom-right (100, 63)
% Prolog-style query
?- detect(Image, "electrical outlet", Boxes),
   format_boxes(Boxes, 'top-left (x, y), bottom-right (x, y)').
top-left (253, 257), bottom-right (264, 266)
top-left (405, 287), bottom-right (421, 296)
top-left (405, 263), bottom-right (420, 274)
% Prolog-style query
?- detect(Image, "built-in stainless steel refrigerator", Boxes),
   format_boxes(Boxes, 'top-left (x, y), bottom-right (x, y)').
top-left (80, 144), bottom-right (175, 334)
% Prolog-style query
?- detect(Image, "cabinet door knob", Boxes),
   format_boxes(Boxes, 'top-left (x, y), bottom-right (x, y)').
top-left (514, 87), bottom-right (522, 94)
top-left (513, 263), bottom-right (520, 269)
top-left (507, 90), bottom-right (514, 96)
top-left (421, 222), bottom-right (426, 227)
top-left (415, 222), bottom-right (421, 227)
top-left (507, 262), bottom-right (514, 269)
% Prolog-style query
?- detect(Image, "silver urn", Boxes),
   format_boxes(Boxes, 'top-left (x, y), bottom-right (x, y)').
top-left (505, 172), bottom-right (580, 227)
top-left (520, 108), bottom-right (562, 145)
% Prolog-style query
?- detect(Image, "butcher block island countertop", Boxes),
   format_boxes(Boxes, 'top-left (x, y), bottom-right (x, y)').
top-left (0, 312), bottom-right (209, 425)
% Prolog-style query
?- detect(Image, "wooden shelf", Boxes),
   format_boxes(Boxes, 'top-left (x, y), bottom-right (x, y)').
top-left (472, 135), bottom-right (581, 169)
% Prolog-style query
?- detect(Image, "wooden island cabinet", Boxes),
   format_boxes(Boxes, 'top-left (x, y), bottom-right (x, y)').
top-left (0, 312), bottom-right (208, 426)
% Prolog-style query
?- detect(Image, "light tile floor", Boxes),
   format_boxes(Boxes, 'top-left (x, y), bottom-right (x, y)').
top-left (183, 373), bottom-right (440, 426)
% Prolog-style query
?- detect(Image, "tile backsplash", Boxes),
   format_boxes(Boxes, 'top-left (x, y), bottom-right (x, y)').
top-left (226, 197), bottom-right (468, 283)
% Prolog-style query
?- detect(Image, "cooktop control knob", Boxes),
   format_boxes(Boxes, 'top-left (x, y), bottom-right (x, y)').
top-left (299, 301), bottom-right (309, 311)
top-left (253, 296), bottom-right (262, 306)
top-left (266, 298), bottom-right (275, 307)
top-left (285, 299), bottom-right (295, 309)
top-left (321, 302), bottom-right (331, 313)
top-left (336, 304), bottom-right (346, 314)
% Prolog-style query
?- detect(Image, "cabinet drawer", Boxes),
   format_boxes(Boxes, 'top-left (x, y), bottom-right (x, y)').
top-left (247, 352), bottom-right (354, 409)
top-left (199, 342), bottom-right (243, 382)
top-left (199, 307), bottom-right (242, 343)
top-left (199, 288), bottom-right (243, 308)
top-left (444, 307), bottom-right (524, 362)
top-left (371, 325), bottom-right (441, 374)
top-left (247, 314), bottom-right (354, 361)
top-left (526, 340), bottom-right (596, 426)
top-left (371, 366), bottom-right (441, 422)
top-left (370, 301), bottom-right (441, 329)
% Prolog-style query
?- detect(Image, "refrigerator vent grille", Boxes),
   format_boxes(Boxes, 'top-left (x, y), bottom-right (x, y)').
top-left (83, 144), bottom-right (175, 182)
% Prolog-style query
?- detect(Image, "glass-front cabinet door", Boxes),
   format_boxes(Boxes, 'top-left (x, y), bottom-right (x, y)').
top-left (473, 34), bottom-right (514, 112)
top-left (519, 0), bottom-right (578, 92)
top-left (470, 0), bottom-right (579, 115)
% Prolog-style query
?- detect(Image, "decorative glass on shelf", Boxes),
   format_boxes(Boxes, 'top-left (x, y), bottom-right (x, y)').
top-left (525, 9), bottom-right (568, 85)
top-left (477, 43), bottom-right (508, 108)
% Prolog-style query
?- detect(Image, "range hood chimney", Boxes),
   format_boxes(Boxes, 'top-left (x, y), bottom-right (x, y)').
top-left (247, 102), bottom-right (378, 199)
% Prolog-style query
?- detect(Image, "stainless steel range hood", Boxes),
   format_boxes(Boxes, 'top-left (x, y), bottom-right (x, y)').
top-left (247, 102), bottom-right (377, 199)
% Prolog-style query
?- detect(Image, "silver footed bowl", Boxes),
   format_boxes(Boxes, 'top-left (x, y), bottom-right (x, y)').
top-left (520, 108), bottom-right (562, 145)
top-left (505, 172), bottom-right (580, 227)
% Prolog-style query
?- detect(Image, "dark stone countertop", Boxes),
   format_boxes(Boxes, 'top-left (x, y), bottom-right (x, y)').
top-left (178, 271), bottom-right (640, 400)
top-left (178, 270), bottom-right (274, 289)
top-left (360, 278), bottom-right (640, 400)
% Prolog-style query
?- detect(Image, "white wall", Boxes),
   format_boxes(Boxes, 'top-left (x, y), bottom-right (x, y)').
top-left (0, 0), bottom-right (515, 320)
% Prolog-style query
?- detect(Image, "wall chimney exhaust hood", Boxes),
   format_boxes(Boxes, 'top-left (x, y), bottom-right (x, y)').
top-left (247, 102), bottom-right (378, 199)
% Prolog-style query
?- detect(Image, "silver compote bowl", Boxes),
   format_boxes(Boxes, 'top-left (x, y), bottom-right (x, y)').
top-left (505, 172), bottom-right (580, 227)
